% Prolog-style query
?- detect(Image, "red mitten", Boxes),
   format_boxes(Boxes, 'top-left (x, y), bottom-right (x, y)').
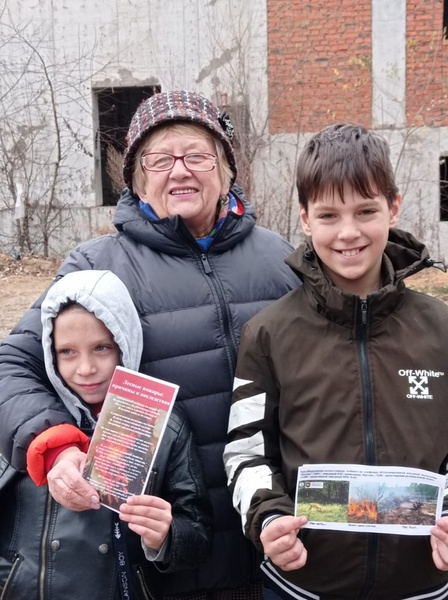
top-left (27, 424), bottom-right (90, 485)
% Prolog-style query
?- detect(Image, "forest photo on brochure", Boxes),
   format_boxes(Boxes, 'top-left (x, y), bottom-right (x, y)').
top-left (295, 464), bottom-right (447, 535)
top-left (83, 366), bottom-right (179, 512)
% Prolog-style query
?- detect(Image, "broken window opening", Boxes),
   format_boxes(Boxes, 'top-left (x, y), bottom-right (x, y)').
top-left (93, 85), bottom-right (160, 206)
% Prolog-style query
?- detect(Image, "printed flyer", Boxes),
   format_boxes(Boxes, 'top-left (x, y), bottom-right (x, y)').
top-left (295, 464), bottom-right (447, 535)
top-left (83, 366), bottom-right (179, 512)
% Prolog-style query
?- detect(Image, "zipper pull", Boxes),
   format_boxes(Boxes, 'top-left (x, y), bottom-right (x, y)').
top-left (201, 254), bottom-right (212, 274)
top-left (360, 299), bottom-right (367, 325)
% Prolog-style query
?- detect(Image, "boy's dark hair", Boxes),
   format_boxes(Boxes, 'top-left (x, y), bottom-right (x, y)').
top-left (296, 123), bottom-right (399, 211)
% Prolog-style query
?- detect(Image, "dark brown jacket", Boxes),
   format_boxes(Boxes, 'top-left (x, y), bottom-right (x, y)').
top-left (225, 228), bottom-right (448, 599)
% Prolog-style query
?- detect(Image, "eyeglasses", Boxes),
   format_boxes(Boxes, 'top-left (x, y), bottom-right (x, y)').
top-left (141, 152), bottom-right (218, 172)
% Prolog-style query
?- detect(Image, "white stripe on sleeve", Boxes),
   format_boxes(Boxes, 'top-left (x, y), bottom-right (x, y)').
top-left (233, 377), bottom-right (253, 391)
top-left (232, 463), bottom-right (273, 530)
top-left (224, 430), bottom-right (265, 484)
top-left (227, 393), bottom-right (266, 433)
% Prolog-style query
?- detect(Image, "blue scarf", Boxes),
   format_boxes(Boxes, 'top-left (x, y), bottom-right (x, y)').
top-left (139, 192), bottom-right (240, 251)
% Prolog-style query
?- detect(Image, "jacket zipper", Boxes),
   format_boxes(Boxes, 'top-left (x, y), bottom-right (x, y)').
top-left (199, 251), bottom-right (238, 368)
top-left (356, 298), bottom-right (378, 599)
top-left (201, 253), bottom-right (212, 274)
top-left (38, 491), bottom-right (53, 599)
top-left (358, 300), bottom-right (375, 465)
top-left (178, 212), bottom-right (239, 369)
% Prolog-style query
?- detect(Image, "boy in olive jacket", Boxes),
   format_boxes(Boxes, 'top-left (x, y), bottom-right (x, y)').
top-left (224, 124), bottom-right (448, 600)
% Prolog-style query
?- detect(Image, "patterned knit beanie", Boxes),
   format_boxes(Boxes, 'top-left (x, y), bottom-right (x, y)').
top-left (123, 90), bottom-right (237, 189)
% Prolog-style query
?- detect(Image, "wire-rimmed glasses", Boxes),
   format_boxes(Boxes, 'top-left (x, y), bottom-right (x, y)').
top-left (141, 152), bottom-right (218, 172)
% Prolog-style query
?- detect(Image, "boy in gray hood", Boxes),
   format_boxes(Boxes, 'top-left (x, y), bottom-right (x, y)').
top-left (0, 270), bottom-right (212, 600)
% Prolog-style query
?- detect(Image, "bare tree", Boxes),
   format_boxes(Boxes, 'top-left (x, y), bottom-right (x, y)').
top-left (106, 146), bottom-right (125, 197)
top-left (199, 1), bottom-right (306, 242)
top-left (0, 16), bottom-right (102, 256)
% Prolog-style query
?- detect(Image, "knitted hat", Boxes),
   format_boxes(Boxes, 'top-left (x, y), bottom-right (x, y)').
top-left (123, 90), bottom-right (237, 189)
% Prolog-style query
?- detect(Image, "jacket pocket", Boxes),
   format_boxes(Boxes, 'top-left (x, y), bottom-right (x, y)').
top-left (0, 457), bottom-right (17, 492)
top-left (134, 564), bottom-right (156, 600)
top-left (0, 553), bottom-right (23, 600)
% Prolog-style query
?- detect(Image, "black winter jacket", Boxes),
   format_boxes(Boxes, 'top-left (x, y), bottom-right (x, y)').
top-left (0, 405), bottom-right (212, 600)
top-left (0, 189), bottom-right (300, 594)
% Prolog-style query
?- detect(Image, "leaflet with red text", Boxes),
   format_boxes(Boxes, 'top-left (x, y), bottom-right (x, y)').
top-left (295, 464), bottom-right (447, 535)
top-left (83, 366), bottom-right (179, 512)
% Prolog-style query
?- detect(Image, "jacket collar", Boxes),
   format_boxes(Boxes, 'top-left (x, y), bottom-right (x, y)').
top-left (113, 187), bottom-right (256, 255)
top-left (285, 228), bottom-right (434, 328)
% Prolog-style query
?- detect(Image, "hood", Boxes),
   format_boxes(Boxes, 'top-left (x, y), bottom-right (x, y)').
top-left (41, 270), bottom-right (143, 426)
top-left (287, 228), bottom-right (432, 282)
top-left (113, 186), bottom-right (256, 255)
top-left (285, 228), bottom-right (435, 328)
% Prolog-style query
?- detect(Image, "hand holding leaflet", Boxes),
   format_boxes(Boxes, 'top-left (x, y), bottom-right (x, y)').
top-left (295, 464), bottom-right (447, 535)
top-left (83, 366), bottom-right (179, 512)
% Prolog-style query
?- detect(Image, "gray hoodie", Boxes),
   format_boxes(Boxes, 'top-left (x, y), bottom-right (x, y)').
top-left (41, 270), bottom-right (143, 427)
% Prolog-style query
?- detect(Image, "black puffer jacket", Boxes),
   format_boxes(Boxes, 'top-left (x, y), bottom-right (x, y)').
top-left (0, 189), bottom-right (300, 594)
top-left (0, 405), bottom-right (211, 600)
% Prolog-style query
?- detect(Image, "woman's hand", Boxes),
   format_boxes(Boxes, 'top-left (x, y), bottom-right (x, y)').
top-left (47, 447), bottom-right (100, 511)
top-left (431, 516), bottom-right (448, 570)
top-left (119, 495), bottom-right (172, 551)
top-left (260, 515), bottom-right (308, 571)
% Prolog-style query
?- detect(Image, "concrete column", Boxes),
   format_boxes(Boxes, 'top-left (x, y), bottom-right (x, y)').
top-left (372, 0), bottom-right (407, 127)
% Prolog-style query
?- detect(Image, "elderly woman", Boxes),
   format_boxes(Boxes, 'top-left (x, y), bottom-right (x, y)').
top-left (0, 90), bottom-right (300, 599)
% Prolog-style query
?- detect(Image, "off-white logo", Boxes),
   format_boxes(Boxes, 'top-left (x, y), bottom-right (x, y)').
top-left (398, 369), bottom-right (444, 399)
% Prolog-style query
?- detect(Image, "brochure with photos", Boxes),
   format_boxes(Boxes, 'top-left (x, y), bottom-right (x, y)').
top-left (295, 464), bottom-right (447, 535)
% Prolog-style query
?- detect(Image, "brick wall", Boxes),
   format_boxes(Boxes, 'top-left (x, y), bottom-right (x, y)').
top-left (406, 0), bottom-right (448, 127)
top-left (267, 0), bottom-right (372, 133)
top-left (267, 1), bottom-right (448, 132)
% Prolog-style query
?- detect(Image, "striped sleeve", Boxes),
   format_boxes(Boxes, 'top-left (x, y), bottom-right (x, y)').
top-left (223, 322), bottom-right (294, 550)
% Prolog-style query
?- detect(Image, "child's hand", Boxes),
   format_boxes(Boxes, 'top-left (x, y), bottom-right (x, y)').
top-left (48, 447), bottom-right (100, 511)
top-left (119, 495), bottom-right (172, 551)
top-left (260, 515), bottom-right (308, 571)
top-left (431, 516), bottom-right (448, 570)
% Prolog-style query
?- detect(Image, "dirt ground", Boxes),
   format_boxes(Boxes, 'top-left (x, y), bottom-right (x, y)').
top-left (1, 253), bottom-right (448, 340)
top-left (0, 254), bottom-right (61, 339)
